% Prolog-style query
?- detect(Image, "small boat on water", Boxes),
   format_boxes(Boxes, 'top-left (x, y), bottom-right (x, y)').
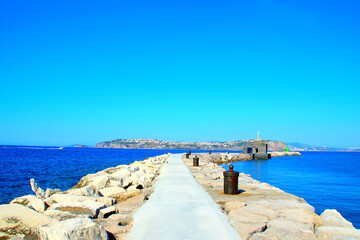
top-left (59, 147), bottom-right (65, 149)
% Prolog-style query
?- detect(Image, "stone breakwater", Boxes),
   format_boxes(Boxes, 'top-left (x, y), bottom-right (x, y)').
top-left (207, 151), bottom-right (302, 164)
top-left (0, 153), bottom-right (171, 240)
top-left (185, 153), bottom-right (360, 240)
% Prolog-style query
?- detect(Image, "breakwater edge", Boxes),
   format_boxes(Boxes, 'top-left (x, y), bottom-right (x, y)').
top-left (1, 152), bottom-right (359, 239)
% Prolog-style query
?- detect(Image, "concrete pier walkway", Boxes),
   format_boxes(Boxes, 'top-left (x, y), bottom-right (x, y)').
top-left (127, 154), bottom-right (241, 240)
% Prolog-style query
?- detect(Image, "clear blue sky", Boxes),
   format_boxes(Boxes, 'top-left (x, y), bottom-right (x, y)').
top-left (0, 0), bottom-right (359, 147)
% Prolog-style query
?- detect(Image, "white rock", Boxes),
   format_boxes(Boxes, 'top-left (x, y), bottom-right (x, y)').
top-left (232, 205), bottom-right (278, 220)
top-left (231, 221), bottom-right (267, 240)
top-left (121, 176), bottom-right (132, 188)
top-left (269, 200), bottom-right (315, 213)
top-left (39, 217), bottom-right (108, 240)
top-left (223, 201), bottom-right (246, 213)
top-left (98, 206), bottom-right (116, 219)
top-left (279, 209), bottom-right (316, 226)
top-left (10, 195), bottom-right (46, 212)
top-left (67, 185), bottom-right (100, 197)
top-left (228, 209), bottom-right (268, 224)
top-left (268, 217), bottom-right (315, 233)
top-left (320, 209), bottom-right (355, 229)
top-left (43, 209), bottom-right (91, 221)
top-left (48, 200), bottom-right (106, 218)
top-left (0, 204), bottom-right (57, 236)
top-left (46, 193), bottom-right (115, 207)
top-left (316, 226), bottom-right (360, 239)
top-left (108, 180), bottom-right (122, 187)
top-left (99, 186), bottom-right (126, 198)
top-left (91, 175), bottom-right (110, 189)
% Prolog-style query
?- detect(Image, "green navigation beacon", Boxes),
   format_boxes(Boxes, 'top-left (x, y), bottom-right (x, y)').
top-left (284, 144), bottom-right (289, 152)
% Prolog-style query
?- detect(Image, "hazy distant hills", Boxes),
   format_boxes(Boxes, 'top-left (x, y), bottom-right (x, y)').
top-left (287, 142), bottom-right (358, 151)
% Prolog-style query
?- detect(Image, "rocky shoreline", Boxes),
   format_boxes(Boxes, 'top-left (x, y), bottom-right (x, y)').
top-left (0, 154), bottom-right (171, 240)
top-left (185, 153), bottom-right (360, 239)
top-left (1, 152), bottom-right (359, 240)
top-left (206, 151), bottom-right (301, 164)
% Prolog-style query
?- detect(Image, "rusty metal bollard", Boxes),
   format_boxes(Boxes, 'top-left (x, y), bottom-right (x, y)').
top-left (223, 164), bottom-right (239, 194)
top-left (188, 151), bottom-right (192, 155)
top-left (209, 151), bottom-right (211, 154)
top-left (193, 155), bottom-right (199, 166)
top-left (185, 153), bottom-right (189, 159)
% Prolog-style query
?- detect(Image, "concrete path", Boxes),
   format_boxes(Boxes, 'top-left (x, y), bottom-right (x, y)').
top-left (127, 154), bottom-right (241, 240)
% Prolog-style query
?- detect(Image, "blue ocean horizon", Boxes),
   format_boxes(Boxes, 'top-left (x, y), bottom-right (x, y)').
top-left (0, 146), bottom-right (359, 228)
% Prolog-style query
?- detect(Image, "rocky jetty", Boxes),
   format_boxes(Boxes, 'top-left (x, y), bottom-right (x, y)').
top-left (184, 153), bottom-right (360, 240)
top-left (0, 153), bottom-right (171, 240)
top-left (205, 151), bottom-right (301, 164)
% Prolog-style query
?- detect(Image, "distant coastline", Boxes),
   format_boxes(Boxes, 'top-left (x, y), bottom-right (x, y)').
top-left (92, 138), bottom-right (360, 152)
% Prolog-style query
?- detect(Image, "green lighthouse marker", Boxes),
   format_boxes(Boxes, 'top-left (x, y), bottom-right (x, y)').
top-left (284, 144), bottom-right (289, 152)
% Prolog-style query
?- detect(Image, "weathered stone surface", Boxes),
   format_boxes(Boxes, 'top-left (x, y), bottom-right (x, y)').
top-left (10, 194), bottom-right (46, 213)
top-left (108, 180), bottom-right (122, 187)
top-left (98, 206), bottom-right (116, 219)
top-left (91, 175), bottom-right (111, 189)
top-left (320, 209), bottom-right (355, 229)
top-left (0, 204), bottom-right (57, 239)
top-left (46, 194), bottom-right (115, 207)
top-left (117, 189), bottom-right (142, 202)
top-left (138, 174), bottom-right (154, 188)
top-left (0, 217), bottom-right (38, 240)
top-left (67, 185), bottom-right (100, 197)
top-left (231, 221), bottom-right (267, 240)
top-left (94, 218), bottom-right (131, 240)
top-left (99, 186), bottom-right (126, 198)
top-left (279, 209), bottom-right (316, 226)
top-left (48, 200), bottom-right (106, 218)
top-left (228, 209), bottom-right (268, 224)
top-left (269, 200), bottom-right (315, 213)
top-left (235, 205), bottom-right (278, 220)
top-left (250, 227), bottom-right (316, 240)
top-left (316, 226), bottom-right (360, 239)
top-left (115, 193), bottom-right (146, 215)
top-left (39, 217), bottom-right (108, 240)
top-left (267, 218), bottom-right (315, 233)
top-left (43, 209), bottom-right (91, 221)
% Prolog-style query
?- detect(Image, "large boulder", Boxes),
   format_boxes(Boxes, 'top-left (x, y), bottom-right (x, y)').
top-left (316, 209), bottom-right (360, 239)
top-left (46, 194), bottom-right (116, 207)
top-left (47, 200), bottom-right (107, 218)
top-left (115, 193), bottom-right (146, 215)
top-left (39, 217), bottom-right (108, 240)
top-left (320, 209), bottom-right (354, 228)
top-left (0, 204), bottom-right (57, 239)
top-left (99, 186), bottom-right (126, 198)
top-left (67, 185), bottom-right (100, 197)
top-left (43, 209), bottom-right (91, 221)
top-left (10, 194), bottom-right (46, 212)
top-left (91, 175), bottom-right (111, 189)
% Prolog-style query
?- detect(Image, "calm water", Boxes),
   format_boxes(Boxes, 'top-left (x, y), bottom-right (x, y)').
top-left (1, 147), bottom-right (359, 228)
top-left (0, 146), bottom-right (215, 205)
top-left (221, 152), bottom-right (360, 228)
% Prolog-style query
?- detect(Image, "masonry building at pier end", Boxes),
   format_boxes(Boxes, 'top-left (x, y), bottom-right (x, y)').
top-left (243, 133), bottom-right (271, 160)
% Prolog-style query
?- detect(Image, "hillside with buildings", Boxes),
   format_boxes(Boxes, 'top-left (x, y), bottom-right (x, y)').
top-left (94, 138), bottom-right (287, 151)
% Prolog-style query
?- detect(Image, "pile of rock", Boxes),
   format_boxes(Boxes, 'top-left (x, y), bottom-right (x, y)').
top-left (184, 154), bottom-right (360, 240)
top-left (269, 151), bottom-right (302, 157)
top-left (202, 153), bottom-right (253, 164)
top-left (0, 153), bottom-right (170, 240)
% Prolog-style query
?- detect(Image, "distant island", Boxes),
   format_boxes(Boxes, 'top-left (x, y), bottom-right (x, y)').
top-left (93, 138), bottom-right (359, 151)
top-left (95, 138), bottom-right (287, 151)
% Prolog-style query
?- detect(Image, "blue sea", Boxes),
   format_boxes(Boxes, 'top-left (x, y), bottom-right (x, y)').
top-left (0, 147), bottom-right (359, 228)
top-left (221, 151), bottom-right (360, 228)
